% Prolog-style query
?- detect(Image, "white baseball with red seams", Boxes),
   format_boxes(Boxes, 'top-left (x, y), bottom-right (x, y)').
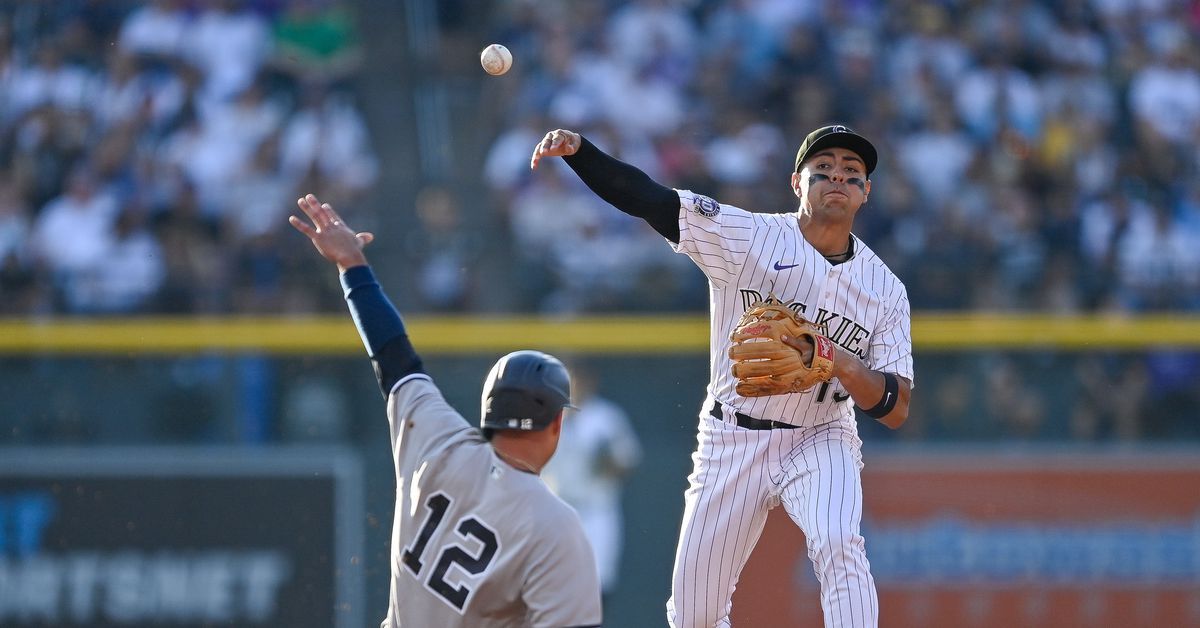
top-left (480, 44), bottom-right (512, 76)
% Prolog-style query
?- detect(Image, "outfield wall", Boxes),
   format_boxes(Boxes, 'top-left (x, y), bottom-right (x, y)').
top-left (733, 449), bottom-right (1200, 628)
top-left (1, 314), bottom-right (1196, 625)
top-left (0, 447), bottom-right (363, 628)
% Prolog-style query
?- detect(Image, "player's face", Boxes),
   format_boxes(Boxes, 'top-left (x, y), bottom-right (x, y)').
top-left (792, 148), bottom-right (871, 217)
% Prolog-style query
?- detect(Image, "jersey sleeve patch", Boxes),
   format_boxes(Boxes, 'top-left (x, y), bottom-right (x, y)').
top-left (682, 191), bottom-right (721, 217)
top-left (671, 188), bottom-right (756, 288)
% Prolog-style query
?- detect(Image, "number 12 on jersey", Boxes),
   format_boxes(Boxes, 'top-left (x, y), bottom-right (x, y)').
top-left (402, 492), bottom-right (500, 611)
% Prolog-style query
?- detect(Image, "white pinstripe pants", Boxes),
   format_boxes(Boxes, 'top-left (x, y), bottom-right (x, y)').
top-left (666, 412), bottom-right (878, 628)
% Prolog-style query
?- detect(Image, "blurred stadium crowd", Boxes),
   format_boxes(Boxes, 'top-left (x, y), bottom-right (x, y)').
top-left (0, 0), bottom-right (1197, 444)
top-left (0, 0), bottom-right (375, 316)
top-left (466, 0), bottom-right (1199, 443)
top-left (477, 0), bottom-right (1200, 315)
top-left (3, 0), bottom-right (1199, 316)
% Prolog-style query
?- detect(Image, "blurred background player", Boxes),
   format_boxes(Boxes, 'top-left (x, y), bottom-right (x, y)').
top-left (541, 360), bottom-right (643, 605)
top-left (288, 193), bottom-right (602, 628)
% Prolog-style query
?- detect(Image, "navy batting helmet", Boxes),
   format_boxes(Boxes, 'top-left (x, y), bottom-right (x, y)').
top-left (480, 350), bottom-right (575, 435)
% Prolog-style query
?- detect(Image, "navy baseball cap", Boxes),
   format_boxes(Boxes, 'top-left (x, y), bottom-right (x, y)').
top-left (793, 124), bottom-right (878, 175)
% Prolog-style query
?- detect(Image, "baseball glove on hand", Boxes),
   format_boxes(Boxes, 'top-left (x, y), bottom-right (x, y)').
top-left (729, 303), bottom-right (835, 397)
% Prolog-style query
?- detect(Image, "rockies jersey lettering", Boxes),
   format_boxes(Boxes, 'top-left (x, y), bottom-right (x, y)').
top-left (673, 189), bottom-right (914, 428)
top-left (736, 289), bottom-right (872, 359)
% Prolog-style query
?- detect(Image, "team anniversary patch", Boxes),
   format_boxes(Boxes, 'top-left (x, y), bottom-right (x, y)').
top-left (689, 193), bottom-right (721, 217)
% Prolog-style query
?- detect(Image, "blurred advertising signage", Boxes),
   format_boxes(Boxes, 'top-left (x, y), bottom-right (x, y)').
top-left (733, 449), bottom-right (1200, 627)
top-left (0, 447), bottom-right (362, 628)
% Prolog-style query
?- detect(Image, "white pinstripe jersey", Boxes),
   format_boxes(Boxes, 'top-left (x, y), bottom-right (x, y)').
top-left (382, 375), bottom-right (602, 628)
top-left (671, 189), bottom-right (914, 429)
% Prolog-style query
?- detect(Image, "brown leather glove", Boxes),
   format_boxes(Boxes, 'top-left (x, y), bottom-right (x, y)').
top-left (728, 303), bottom-right (835, 397)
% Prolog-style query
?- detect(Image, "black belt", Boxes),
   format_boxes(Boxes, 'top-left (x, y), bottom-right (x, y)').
top-left (710, 401), bottom-right (798, 430)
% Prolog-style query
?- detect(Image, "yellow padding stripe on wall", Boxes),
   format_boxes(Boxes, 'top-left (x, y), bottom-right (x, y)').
top-left (0, 316), bottom-right (707, 355)
top-left (912, 313), bottom-right (1200, 350)
top-left (0, 314), bottom-right (1197, 355)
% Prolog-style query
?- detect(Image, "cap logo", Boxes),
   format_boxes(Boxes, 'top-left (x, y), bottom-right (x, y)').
top-left (831, 125), bottom-right (849, 133)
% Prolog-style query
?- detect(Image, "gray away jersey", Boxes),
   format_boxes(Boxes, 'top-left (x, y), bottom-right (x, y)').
top-left (671, 189), bottom-right (915, 428)
top-left (381, 374), bottom-right (602, 628)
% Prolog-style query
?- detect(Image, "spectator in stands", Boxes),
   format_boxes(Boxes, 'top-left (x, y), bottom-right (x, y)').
top-left (92, 50), bottom-right (186, 132)
top-left (895, 102), bottom-right (976, 207)
top-left (0, 174), bottom-right (37, 313)
top-left (153, 177), bottom-right (229, 314)
top-left (1128, 31), bottom-right (1200, 149)
top-left (279, 82), bottom-right (377, 203)
top-left (954, 46), bottom-right (1043, 143)
top-left (28, 165), bottom-right (119, 309)
top-left (224, 134), bottom-right (296, 243)
top-left (4, 40), bottom-right (95, 122)
top-left (267, 0), bottom-right (364, 88)
top-left (0, 175), bottom-right (29, 270)
top-left (69, 205), bottom-right (165, 314)
top-left (118, 0), bottom-right (190, 63)
top-left (185, 0), bottom-right (272, 106)
top-left (1113, 203), bottom-right (1200, 311)
top-left (404, 183), bottom-right (481, 311)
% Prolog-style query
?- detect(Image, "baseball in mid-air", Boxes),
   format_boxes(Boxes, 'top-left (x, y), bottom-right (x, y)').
top-left (480, 44), bottom-right (512, 76)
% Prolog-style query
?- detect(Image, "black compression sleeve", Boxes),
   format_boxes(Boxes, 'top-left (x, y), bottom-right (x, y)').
top-left (562, 137), bottom-right (681, 243)
top-left (370, 336), bottom-right (425, 398)
top-left (341, 265), bottom-right (426, 397)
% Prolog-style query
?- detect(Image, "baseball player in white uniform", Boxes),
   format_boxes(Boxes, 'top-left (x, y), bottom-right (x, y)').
top-left (532, 125), bottom-right (913, 627)
top-left (541, 364), bottom-right (643, 597)
top-left (289, 193), bottom-right (603, 628)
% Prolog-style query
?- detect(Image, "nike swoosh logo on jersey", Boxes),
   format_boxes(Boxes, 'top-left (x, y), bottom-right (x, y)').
top-left (773, 261), bottom-right (799, 270)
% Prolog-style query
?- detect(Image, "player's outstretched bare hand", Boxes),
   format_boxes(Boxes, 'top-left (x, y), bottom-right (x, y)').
top-left (289, 193), bottom-right (374, 272)
top-left (530, 129), bottom-right (581, 170)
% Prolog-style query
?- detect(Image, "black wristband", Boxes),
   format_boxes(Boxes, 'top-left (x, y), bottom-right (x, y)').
top-left (862, 372), bottom-right (899, 419)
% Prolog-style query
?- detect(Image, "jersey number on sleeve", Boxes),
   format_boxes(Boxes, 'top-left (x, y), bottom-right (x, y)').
top-left (402, 492), bottom-right (500, 612)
